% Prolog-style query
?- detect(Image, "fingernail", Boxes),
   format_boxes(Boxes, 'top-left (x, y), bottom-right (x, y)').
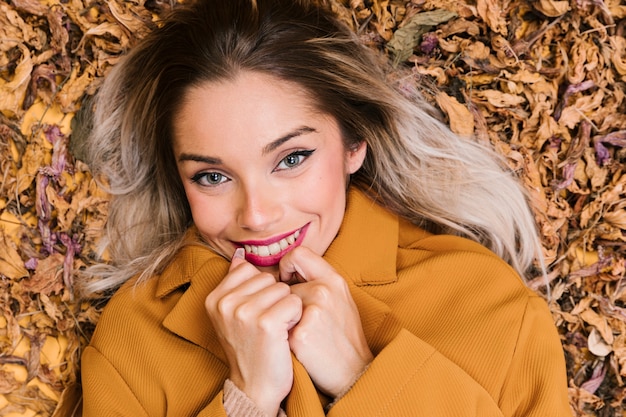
top-left (232, 247), bottom-right (245, 260)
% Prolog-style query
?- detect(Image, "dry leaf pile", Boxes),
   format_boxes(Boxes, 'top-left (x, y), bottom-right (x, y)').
top-left (0, 0), bottom-right (624, 415)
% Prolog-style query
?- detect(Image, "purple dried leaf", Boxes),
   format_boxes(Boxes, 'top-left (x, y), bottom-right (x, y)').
top-left (594, 140), bottom-right (611, 166)
top-left (554, 80), bottom-right (596, 121)
top-left (24, 64), bottom-right (58, 109)
top-left (24, 258), bottom-right (38, 270)
top-left (580, 361), bottom-right (607, 394)
top-left (35, 174), bottom-right (55, 255)
top-left (569, 255), bottom-right (613, 278)
top-left (554, 162), bottom-right (577, 190)
top-left (565, 80), bottom-right (596, 96)
top-left (35, 174), bottom-right (51, 222)
top-left (598, 130), bottom-right (626, 147)
top-left (419, 32), bottom-right (439, 54)
top-left (40, 125), bottom-right (71, 178)
top-left (59, 233), bottom-right (81, 298)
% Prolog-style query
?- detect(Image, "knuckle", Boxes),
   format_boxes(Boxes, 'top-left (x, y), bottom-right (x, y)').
top-left (309, 284), bottom-right (332, 302)
top-left (257, 312), bottom-right (277, 333)
top-left (290, 325), bottom-right (309, 344)
top-left (232, 302), bottom-right (253, 322)
top-left (274, 281), bottom-right (291, 295)
top-left (215, 294), bottom-right (237, 317)
top-left (305, 303), bottom-right (323, 319)
top-left (257, 272), bottom-right (277, 285)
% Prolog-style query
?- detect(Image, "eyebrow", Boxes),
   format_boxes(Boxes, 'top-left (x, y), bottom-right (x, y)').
top-left (262, 126), bottom-right (317, 155)
top-left (177, 126), bottom-right (317, 164)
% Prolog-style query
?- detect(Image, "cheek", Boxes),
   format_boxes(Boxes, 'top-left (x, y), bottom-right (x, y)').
top-left (184, 189), bottom-right (229, 235)
top-left (300, 156), bottom-right (348, 215)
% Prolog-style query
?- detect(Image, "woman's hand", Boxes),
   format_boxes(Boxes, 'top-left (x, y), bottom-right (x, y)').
top-left (205, 249), bottom-right (302, 417)
top-left (279, 247), bottom-right (373, 399)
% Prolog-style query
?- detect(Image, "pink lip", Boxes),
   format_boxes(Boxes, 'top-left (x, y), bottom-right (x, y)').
top-left (235, 223), bottom-right (310, 267)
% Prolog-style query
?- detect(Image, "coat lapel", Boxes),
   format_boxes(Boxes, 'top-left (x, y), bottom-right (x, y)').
top-left (285, 357), bottom-right (328, 416)
top-left (157, 241), bottom-right (231, 363)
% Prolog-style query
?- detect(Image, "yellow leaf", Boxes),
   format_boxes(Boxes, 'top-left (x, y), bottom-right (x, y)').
top-left (20, 101), bottom-right (73, 137)
top-left (0, 234), bottom-right (28, 279)
top-left (435, 92), bottom-right (475, 137)
top-left (575, 247), bottom-right (599, 267)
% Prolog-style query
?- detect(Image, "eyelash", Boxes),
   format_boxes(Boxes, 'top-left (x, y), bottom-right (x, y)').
top-left (273, 149), bottom-right (315, 172)
top-left (191, 171), bottom-right (228, 186)
top-left (190, 149), bottom-right (316, 187)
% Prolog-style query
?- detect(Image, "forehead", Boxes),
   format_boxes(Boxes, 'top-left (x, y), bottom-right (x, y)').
top-left (171, 71), bottom-right (335, 153)
top-left (178, 71), bottom-right (317, 120)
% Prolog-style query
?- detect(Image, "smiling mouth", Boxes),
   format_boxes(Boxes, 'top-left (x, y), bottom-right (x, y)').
top-left (237, 224), bottom-right (309, 267)
top-left (243, 229), bottom-right (301, 257)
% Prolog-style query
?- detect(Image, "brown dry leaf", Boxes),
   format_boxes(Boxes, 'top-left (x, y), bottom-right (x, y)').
top-left (0, 370), bottom-right (21, 395)
top-left (580, 308), bottom-right (614, 345)
top-left (435, 91), bottom-right (474, 137)
top-left (580, 173), bottom-right (626, 228)
top-left (474, 90), bottom-right (527, 108)
top-left (559, 90), bottom-right (605, 130)
top-left (0, 43), bottom-right (32, 118)
top-left (475, 0), bottom-right (507, 35)
top-left (533, 0), bottom-right (570, 17)
top-left (21, 253), bottom-right (65, 296)
top-left (57, 64), bottom-right (96, 113)
top-left (107, 0), bottom-right (155, 38)
top-left (603, 208), bottom-right (626, 231)
top-left (610, 36), bottom-right (626, 76)
top-left (0, 3), bottom-right (43, 49)
top-left (77, 22), bottom-right (129, 55)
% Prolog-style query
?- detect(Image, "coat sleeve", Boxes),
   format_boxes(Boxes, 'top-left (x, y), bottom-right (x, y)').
top-left (328, 297), bottom-right (571, 417)
top-left (81, 346), bottom-right (229, 417)
top-left (497, 296), bottom-right (572, 417)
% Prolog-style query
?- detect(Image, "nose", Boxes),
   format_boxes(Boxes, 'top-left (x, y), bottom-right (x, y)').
top-left (236, 184), bottom-right (283, 231)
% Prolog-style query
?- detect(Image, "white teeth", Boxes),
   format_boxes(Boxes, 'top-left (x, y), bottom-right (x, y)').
top-left (243, 229), bottom-right (301, 257)
top-left (268, 242), bottom-right (281, 255)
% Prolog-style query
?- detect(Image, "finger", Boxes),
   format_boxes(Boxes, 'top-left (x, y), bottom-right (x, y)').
top-left (216, 252), bottom-right (263, 293)
top-left (229, 247), bottom-right (246, 271)
top-left (225, 281), bottom-right (294, 322)
top-left (261, 293), bottom-right (303, 332)
top-left (227, 272), bottom-right (281, 299)
top-left (278, 246), bottom-right (336, 284)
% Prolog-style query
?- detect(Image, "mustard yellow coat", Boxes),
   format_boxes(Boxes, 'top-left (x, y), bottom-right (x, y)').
top-left (79, 189), bottom-right (572, 416)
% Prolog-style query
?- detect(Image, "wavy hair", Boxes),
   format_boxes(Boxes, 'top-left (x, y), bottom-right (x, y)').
top-left (81, 0), bottom-right (546, 296)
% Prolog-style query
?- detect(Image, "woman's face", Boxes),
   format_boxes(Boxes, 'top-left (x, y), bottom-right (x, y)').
top-left (173, 71), bottom-right (366, 275)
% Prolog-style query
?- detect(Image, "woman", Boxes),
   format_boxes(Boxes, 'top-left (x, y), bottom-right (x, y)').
top-left (72, 0), bottom-right (571, 415)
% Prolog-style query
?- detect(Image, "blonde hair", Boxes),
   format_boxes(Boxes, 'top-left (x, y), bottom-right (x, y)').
top-left (82, 0), bottom-right (545, 296)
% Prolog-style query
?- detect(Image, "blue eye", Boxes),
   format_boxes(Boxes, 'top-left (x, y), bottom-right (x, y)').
top-left (191, 172), bottom-right (229, 186)
top-left (275, 150), bottom-right (315, 171)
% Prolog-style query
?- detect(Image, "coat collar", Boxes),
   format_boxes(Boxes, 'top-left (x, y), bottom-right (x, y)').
top-left (156, 187), bottom-right (403, 368)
